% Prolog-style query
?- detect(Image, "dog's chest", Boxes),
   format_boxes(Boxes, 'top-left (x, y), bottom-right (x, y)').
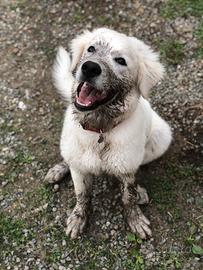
top-left (60, 103), bottom-right (150, 175)
top-left (71, 137), bottom-right (113, 175)
top-left (61, 130), bottom-right (144, 176)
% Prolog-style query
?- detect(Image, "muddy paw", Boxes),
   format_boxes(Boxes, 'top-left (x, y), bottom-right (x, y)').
top-left (125, 205), bottom-right (152, 239)
top-left (66, 211), bottom-right (87, 239)
top-left (44, 162), bottom-right (69, 183)
top-left (136, 185), bottom-right (149, 205)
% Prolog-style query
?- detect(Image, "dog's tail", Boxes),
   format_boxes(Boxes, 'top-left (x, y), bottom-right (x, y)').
top-left (52, 46), bottom-right (73, 101)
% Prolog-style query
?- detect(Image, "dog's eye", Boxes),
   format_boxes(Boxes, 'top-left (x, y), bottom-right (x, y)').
top-left (115, 57), bottom-right (127, 66)
top-left (87, 46), bottom-right (95, 53)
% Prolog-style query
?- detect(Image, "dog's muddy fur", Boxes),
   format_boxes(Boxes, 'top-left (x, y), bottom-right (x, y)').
top-left (46, 28), bottom-right (172, 239)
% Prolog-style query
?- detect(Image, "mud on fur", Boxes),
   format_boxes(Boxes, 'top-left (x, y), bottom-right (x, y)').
top-left (45, 28), bottom-right (172, 239)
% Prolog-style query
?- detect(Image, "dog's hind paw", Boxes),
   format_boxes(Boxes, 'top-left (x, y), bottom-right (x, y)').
top-left (125, 205), bottom-right (152, 239)
top-left (44, 161), bottom-right (69, 184)
top-left (66, 211), bottom-right (87, 239)
top-left (136, 185), bottom-right (149, 205)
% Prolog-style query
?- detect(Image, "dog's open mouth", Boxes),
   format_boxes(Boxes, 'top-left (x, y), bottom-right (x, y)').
top-left (75, 82), bottom-right (116, 111)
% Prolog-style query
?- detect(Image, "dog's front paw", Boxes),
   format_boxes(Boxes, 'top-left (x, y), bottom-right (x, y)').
top-left (44, 162), bottom-right (69, 183)
top-left (125, 205), bottom-right (152, 239)
top-left (66, 211), bottom-right (87, 239)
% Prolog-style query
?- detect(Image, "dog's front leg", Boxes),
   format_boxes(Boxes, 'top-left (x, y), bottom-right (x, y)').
top-left (120, 174), bottom-right (152, 239)
top-left (66, 168), bottom-right (92, 239)
top-left (44, 161), bottom-right (69, 183)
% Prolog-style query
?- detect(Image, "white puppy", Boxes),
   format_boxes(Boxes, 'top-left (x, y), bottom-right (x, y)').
top-left (45, 28), bottom-right (172, 239)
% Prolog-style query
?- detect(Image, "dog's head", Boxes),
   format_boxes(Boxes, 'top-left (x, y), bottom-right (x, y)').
top-left (54, 28), bottom-right (164, 130)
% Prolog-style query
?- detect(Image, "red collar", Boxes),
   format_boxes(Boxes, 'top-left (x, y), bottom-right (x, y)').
top-left (81, 121), bottom-right (121, 134)
top-left (81, 124), bottom-right (106, 134)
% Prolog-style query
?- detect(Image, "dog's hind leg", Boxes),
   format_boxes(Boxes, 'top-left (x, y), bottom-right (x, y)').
top-left (44, 161), bottom-right (70, 184)
top-left (136, 184), bottom-right (149, 205)
top-left (119, 174), bottom-right (152, 239)
top-left (142, 111), bottom-right (172, 165)
top-left (66, 168), bottom-right (92, 239)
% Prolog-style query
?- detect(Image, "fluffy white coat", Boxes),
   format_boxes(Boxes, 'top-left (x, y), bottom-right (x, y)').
top-left (50, 28), bottom-right (172, 239)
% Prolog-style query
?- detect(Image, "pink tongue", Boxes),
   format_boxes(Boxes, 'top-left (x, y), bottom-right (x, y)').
top-left (77, 82), bottom-right (106, 106)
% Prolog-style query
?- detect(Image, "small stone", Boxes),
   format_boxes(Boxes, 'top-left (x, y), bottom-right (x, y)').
top-left (2, 181), bottom-right (8, 187)
top-left (66, 256), bottom-right (71, 262)
top-left (111, 229), bottom-right (116, 236)
top-left (43, 203), bottom-right (48, 209)
top-left (150, 22), bottom-right (156, 27)
top-left (62, 240), bottom-right (66, 246)
top-left (53, 184), bottom-right (59, 192)
top-left (59, 266), bottom-right (66, 270)
top-left (18, 101), bottom-right (27, 111)
top-left (16, 257), bottom-right (21, 263)
top-left (106, 221), bottom-right (110, 227)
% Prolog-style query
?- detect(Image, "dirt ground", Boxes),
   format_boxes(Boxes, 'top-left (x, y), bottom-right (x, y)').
top-left (0, 0), bottom-right (202, 269)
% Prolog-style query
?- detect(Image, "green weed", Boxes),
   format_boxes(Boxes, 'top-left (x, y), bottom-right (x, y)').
top-left (162, 0), bottom-right (203, 18)
top-left (159, 40), bottom-right (185, 65)
top-left (0, 213), bottom-right (34, 246)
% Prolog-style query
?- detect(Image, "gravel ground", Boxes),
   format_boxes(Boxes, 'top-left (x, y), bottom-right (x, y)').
top-left (0, 1), bottom-right (202, 269)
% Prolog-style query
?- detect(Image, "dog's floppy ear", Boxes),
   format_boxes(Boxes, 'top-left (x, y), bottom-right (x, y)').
top-left (70, 30), bottom-right (93, 71)
top-left (130, 37), bottom-right (164, 98)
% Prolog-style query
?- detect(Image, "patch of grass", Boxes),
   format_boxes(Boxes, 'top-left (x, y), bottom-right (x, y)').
top-left (163, 253), bottom-right (182, 269)
top-left (10, 0), bottom-right (27, 11)
top-left (40, 43), bottom-right (56, 60)
top-left (6, 150), bottom-right (35, 165)
top-left (74, 13), bottom-right (84, 23)
top-left (161, 0), bottom-right (203, 58)
top-left (195, 21), bottom-right (203, 57)
top-left (151, 252), bottom-right (182, 269)
top-left (123, 258), bottom-right (144, 270)
top-left (73, 7), bottom-right (85, 23)
top-left (97, 16), bottom-right (112, 25)
top-left (0, 213), bottom-right (34, 247)
top-left (45, 248), bottom-right (63, 264)
top-left (192, 244), bottom-right (203, 256)
top-left (146, 162), bottom-right (200, 220)
top-left (162, 0), bottom-right (203, 18)
top-left (25, 185), bottom-right (54, 212)
top-left (2, 150), bottom-right (35, 185)
top-left (127, 232), bottom-right (142, 244)
top-left (159, 40), bottom-right (185, 65)
top-left (195, 21), bottom-right (203, 42)
top-left (16, 186), bottom-right (55, 225)
top-left (123, 249), bottom-right (145, 270)
top-left (4, 170), bottom-right (19, 183)
top-left (3, 150), bottom-right (35, 183)
top-left (170, 207), bottom-right (182, 222)
top-left (185, 221), bottom-right (202, 256)
top-left (38, 185), bottom-right (54, 202)
top-left (148, 176), bottom-right (175, 207)
top-left (0, 120), bottom-right (18, 135)
top-left (41, 225), bottom-right (146, 269)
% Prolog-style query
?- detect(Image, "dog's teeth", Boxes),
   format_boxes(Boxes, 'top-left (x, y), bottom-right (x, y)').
top-left (76, 99), bottom-right (83, 106)
top-left (76, 99), bottom-right (92, 107)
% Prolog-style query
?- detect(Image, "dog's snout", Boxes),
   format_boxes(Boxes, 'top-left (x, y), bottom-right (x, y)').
top-left (81, 61), bottom-right (102, 79)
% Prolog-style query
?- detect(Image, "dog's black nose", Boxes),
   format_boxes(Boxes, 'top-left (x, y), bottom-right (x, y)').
top-left (81, 61), bottom-right (102, 79)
